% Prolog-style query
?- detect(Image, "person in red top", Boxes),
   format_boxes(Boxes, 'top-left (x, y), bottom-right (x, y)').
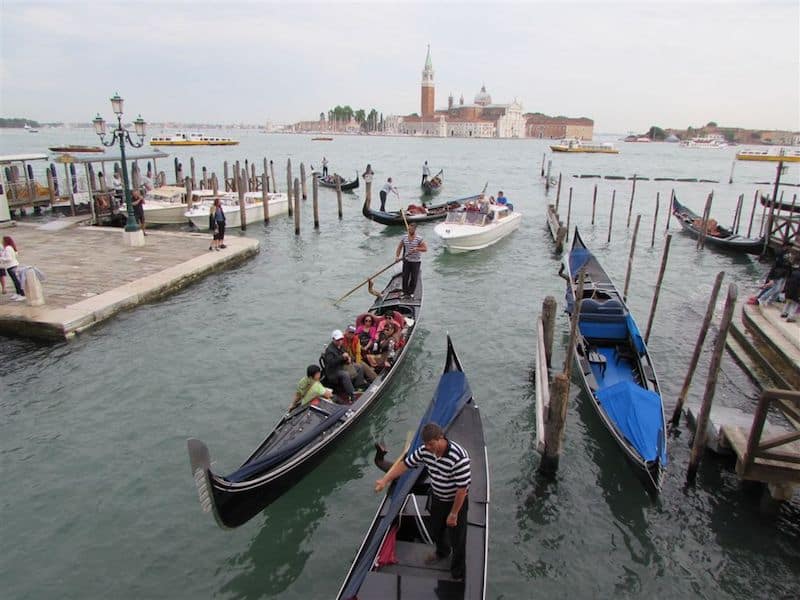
top-left (343, 325), bottom-right (377, 383)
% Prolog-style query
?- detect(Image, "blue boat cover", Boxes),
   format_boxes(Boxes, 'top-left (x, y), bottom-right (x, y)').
top-left (625, 313), bottom-right (646, 355)
top-left (338, 370), bottom-right (472, 600)
top-left (569, 247), bottom-right (591, 275)
top-left (224, 404), bottom-right (350, 482)
top-left (595, 380), bottom-right (667, 464)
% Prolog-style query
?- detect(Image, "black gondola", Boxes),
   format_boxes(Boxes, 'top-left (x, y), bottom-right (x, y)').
top-left (760, 193), bottom-right (800, 214)
top-left (362, 191), bottom-right (477, 226)
top-left (563, 228), bottom-right (667, 494)
top-left (187, 272), bottom-right (422, 528)
top-left (318, 171), bottom-right (360, 191)
top-left (671, 195), bottom-right (766, 254)
top-left (337, 336), bottom-right (488, 600)
top-left (421, 169), bottom-right (444, 196)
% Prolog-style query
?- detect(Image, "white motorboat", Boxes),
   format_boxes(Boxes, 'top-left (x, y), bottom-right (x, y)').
top-left (143, 186), bottom-right (189, 225)
top-left (185, 192), bottom-right (289, 229)
top-left (434, 204), bottom-right (522, 252)
top-left (679, 137), bottom-right (728, 149)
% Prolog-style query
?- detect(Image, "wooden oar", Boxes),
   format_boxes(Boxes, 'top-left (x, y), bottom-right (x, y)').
top-left (333, 259), bottom-right (401, 306)
top-left (399, 205), bottom-right (410, 233)
top-left (389, 430), bottom-right (415, 472)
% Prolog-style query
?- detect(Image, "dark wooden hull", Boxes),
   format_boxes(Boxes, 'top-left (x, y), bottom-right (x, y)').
top-left (337, 336), bottom-right (488, 600)
top-left (363, 193), bottom-right (478, 226)
top-left (565, 229), bottom-right (667, 494)
top-left (188, 272), bottom-right (422, 528)
top-left (48, 145), bottom-right (104, 153)
top-left (319, 172), bottom-right (359, 191)
top-left (671, 196), bottom-right (765, 254)
top-left (421, 169), bottom-right (444, 196)
top-left (760, 194), bottom-right (800, 214)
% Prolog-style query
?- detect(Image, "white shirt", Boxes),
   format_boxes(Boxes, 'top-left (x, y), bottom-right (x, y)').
top-left (382, 182), bottom-right (397, 195)
top-left (422, 164), bottom-right (430, 176)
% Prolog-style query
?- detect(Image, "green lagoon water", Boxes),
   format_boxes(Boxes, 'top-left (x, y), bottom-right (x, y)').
top-left (1, 129), bottom-right (799, 599)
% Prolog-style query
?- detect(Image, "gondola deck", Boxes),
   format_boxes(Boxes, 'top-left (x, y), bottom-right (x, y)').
top-left (564, 228), bottom-right (667, 494)
top-left (363, 192), bottom-right (478, 226)
top-left (421, 169), bottom-right (444, 196)
top-left (337, 337), bottom-right (488, 600)
top-left (671, 195), bottom-right (766, 254)
top-left (188, 271), bottom-right (421, 528)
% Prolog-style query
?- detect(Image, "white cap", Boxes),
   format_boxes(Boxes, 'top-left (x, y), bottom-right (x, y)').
top-left (331, 329), bottom-right (344, 340)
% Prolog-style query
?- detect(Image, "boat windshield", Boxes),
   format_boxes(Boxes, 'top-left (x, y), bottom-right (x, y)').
top-left (444, 211), bottom-right (486, 226)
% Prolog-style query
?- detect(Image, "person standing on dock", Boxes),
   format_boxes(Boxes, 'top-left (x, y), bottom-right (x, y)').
top-left (396, 222), bottom-right (427, 298)
top-left (421, 161), bottom-right (430, 186)
top-left (375, 422), bottom-right (471, 582)
top-left (0, 236), bottom-right (25, 301)
top-left (131, 191), bottom-right (146, 235)
top-left (379, 177), bottom-right (398, 212)
top-left (208, 197), bottom-right (226, 251)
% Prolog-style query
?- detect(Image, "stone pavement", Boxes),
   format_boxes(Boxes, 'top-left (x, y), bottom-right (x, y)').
top-left (0, 223), bottom-right (258, 339)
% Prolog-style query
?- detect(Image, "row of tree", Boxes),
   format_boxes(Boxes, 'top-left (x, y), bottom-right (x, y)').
top-left (321, 106), bottom-right (385, 132)
top-left (0, 118), bottom-right (41, 128)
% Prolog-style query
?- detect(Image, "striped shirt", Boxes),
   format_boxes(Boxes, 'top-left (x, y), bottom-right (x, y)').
top-left (401, 235), bottom-right (424, 263)
top-left (405, 439), bottom-right (471, 501)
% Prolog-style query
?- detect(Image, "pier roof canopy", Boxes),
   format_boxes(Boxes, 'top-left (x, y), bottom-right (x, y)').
top-left (53, 151), bottom-right (169, 164)
top-left (0, 153), bottom-right (49, 164)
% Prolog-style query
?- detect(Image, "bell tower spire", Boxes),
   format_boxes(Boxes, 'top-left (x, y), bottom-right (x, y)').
top-left (420, 44), bottom-right (435, 117)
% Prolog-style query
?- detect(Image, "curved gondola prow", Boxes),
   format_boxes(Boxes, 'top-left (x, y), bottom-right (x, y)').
top-left (444, 333), bottom-right (464, 375)
top-left (572, 226), bottom-right (586, 251)
top-left (187, 438), bottom-right (227, 528)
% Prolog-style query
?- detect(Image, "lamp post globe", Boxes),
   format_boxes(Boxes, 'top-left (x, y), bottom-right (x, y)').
top-left (93, 93), bottom-right (146, 245)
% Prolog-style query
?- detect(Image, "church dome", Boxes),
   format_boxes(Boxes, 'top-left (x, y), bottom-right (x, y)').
top-left (474, 84), bottom-right (491, 106)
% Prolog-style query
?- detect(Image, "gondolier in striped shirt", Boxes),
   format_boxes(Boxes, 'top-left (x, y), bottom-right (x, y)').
top-left (395, 223), bottom-right (427, 299)
top-left (375, 423), bottom-right (471, 581)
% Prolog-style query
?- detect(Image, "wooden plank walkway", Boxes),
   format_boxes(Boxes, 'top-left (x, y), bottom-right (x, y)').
top-left (0, 223), bottom-right (258, 340)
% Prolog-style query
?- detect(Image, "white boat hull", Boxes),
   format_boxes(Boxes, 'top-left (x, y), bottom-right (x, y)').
top-left (143, 202), bottom-right (189, 225)
top-left (186, 194), bottom-right (289, 230)
top-left (434, 211), bottom-right (522, 252)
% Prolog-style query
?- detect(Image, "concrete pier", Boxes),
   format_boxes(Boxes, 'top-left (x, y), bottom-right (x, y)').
top-left (0, 224), bottom-right (259, 340)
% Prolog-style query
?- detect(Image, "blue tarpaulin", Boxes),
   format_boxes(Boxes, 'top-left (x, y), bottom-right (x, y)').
top-left (595, 380), bottom-right (667, 464)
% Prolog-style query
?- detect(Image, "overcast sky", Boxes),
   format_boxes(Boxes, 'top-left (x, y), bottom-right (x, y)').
top-left (2, 0), bottom-right (798, 133)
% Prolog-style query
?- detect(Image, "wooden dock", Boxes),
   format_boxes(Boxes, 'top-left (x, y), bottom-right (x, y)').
top-left (0, 223), bottom-right (258, 340)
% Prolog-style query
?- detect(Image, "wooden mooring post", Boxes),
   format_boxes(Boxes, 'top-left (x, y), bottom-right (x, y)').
top-left (293, 177), bottom-right (301, 235)
top-left (687, 282), bottom-right (738, 483)
top-left (644, 234), bottom-right (672, 344)
top-left (732, 193), bottom-right (744, 234)
top-left (565, 187), bottom-right (573, 243)
top-left (651, 192), bottom-right (660, 247)
top-left (747, 190), bottom-right (758, 238)
top-left (287, 159), bottom-right (293, 217)
top-left (234, 161), bottom-right (240, 192)
top-left (671, 271), bottom-right (725, 426)
top-left (261, 172), bottom-right (270, 223)
top-left (622, 214), bottom-right (641, 301)
top-left (223, 161), bottom-right (229, 191)
top-left (300, 162), bottom-right (307, 200)
top-left (312, 173), bottom-right (320, 229)
top-left (697, 192), bottom-right (713, 250)
top-left (238, 170), bottom-right (247, 230)
top-left (607, 190), bottom-right (616, 243)
top-left (627, 175), bottom-right (637, 228)
top-left (542, 296), bottom-right (556, 369)
top-left (540, 153), bottom-right (546, 177)
top-left (728, 160), bottom-right (736, 184)
top-left (665, 189), bottom-right (674, 231)
top-left (202, 166), bottom-right (208, 190)
top-left (545, 160), bottom-right (552, 192)
top-left (190, 157), bottom-right (196, 189)
top-left (211, 173), bottom-right (219, 196)
top-left (270, 160), bottom-right (277, 194)
top-left (263, 158), bottom-right (269, 193)
top-left (591, 184), bottom-right (598, 225)
top-left (555, 173), bottom-right (562, 212)
top-left (184, 176), bottom-right (193, 211)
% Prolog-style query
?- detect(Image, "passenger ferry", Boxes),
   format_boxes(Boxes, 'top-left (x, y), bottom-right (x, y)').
top-left (679, 137), bottom-right (727, 149)
top-left (149, 132), bottom-right (239, 146)
top-left (550, 139), bottom-right (619, 154)
top-left (735, 147), bottom-right (800, 163)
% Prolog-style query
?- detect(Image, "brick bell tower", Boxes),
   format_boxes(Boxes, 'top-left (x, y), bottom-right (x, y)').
top-left (421, 44), bottom-right (434, 117)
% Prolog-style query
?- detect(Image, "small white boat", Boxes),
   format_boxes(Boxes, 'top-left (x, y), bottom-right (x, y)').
top-left (150, 132), bottom-right (239, 146)
top-left (434, 204), bottom-right (522, 252)
top-left (185, 192), bottom-right (289, 229)
top-left (143, 186), bottom-right (189, 225)
top-left (679, 137), bottom-right (727, 149)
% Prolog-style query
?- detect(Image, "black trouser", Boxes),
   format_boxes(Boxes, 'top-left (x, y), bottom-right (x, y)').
top-left (421, 174), bottom-right (428, 186)
top-left (402, 260), bottom-right (420, 296)
top-left (379, 190), bottom-right (387, 211)
top-left (331, 369), bottom-right (355, 398)
top-left (323, 166), bottom-right (328, 176)
top-left (7, 266), bottom-right (24, 296)
top-left (429, 494), bottom-right (468, 579)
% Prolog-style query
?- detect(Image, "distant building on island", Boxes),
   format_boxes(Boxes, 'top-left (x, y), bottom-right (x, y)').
top-left (388, 46), bottom-right (593, 140)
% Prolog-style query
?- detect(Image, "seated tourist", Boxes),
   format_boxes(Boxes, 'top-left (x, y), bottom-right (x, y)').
top-left (356, 314), bottom-right (380, 348)
top-left (289, 364), bottom-right (333, 410)
top-left (323, 329), bottom-right (365, 403)
top-left (343, 325), bottom-right (377, 384)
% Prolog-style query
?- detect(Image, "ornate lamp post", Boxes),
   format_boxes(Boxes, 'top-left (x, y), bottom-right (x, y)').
top-left (92, 93), bottom-right (147, 245)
